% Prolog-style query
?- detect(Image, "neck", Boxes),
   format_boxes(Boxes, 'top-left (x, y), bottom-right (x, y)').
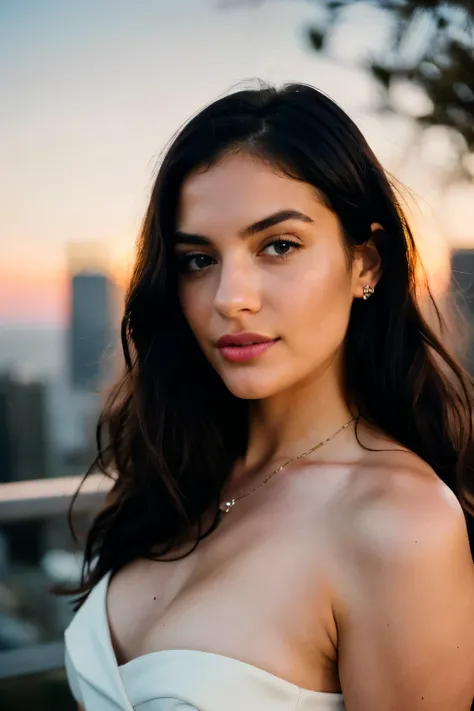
top-left (242, 353), bottom-right (355, 472)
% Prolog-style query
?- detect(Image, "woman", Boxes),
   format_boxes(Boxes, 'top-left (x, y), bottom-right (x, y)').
top-left (64, 82), bottom-right (474, 711)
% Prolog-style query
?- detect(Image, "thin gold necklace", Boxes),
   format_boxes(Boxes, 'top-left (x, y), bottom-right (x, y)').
top-left (218, 415), bottom-right (355, 514)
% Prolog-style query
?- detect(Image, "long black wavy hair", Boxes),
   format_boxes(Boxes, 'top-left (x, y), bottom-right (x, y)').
top-left (68, 81), bottom-right (474, 604)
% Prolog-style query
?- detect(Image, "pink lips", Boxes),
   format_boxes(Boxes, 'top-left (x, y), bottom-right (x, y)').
top-left (216, 333), bottom-right (279, 363)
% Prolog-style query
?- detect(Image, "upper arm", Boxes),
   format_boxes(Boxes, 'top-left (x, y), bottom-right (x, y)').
top-left (336, 477), bottom-right (474, 711)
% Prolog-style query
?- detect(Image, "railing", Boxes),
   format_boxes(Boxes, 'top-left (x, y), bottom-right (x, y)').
top-left (0, 475), bottom-right (112, 679)
top-left (0, 474), bottom-right (112, 522)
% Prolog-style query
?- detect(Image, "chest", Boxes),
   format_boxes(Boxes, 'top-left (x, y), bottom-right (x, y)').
top-left (107, 471), bottom-right (345, 689)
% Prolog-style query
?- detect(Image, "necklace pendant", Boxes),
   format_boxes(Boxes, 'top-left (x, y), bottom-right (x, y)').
top-left (219, 498), bottom-right (236, 513)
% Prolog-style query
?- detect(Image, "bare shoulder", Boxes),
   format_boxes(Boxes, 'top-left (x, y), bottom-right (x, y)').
top-left (341, 441), bottom-right (469, 559)
top-left (330, 437), bottom-right (474, 710)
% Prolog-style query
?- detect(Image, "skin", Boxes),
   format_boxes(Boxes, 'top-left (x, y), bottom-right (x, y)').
top-left (99, 152), bottom-right (474, 711)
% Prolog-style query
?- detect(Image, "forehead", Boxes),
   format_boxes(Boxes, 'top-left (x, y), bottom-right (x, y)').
top-left (176, 152), bottom-right (324, 232)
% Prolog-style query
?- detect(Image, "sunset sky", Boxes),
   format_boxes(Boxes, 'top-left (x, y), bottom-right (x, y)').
top-left (2, 0), bottom-right (474, 325)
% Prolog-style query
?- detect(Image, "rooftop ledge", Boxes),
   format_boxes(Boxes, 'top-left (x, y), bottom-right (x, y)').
top-left (0, 474), bottom-right (112, 523)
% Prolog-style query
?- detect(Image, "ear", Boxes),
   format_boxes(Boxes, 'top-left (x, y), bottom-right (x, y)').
top-left (351, 222), bottom-right (383, 300)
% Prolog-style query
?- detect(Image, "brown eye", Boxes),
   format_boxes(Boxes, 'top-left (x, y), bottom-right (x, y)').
top-left (261, 238), bottom-right (302, 258)
top-left (177, 253), bottom-right (216, 273)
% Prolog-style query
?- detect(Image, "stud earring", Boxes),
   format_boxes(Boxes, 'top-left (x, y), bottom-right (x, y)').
top-left (363, 285), bottom-right (374, 300)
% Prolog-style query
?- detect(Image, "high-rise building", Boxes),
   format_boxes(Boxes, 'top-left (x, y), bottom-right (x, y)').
top-left (0, 372), bottom-right (50, 563)
top-left (69, 270), bottom-right (115, 390)
top-left (450, 248), bottom-right (474, 374)
top-left (0, 372), bottom-right (49, 484)
top-left (67, 242), bottom-right (119, 391)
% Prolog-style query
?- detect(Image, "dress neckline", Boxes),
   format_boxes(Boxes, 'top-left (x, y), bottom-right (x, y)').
top-left (100, 570), bottom-right (343, 700)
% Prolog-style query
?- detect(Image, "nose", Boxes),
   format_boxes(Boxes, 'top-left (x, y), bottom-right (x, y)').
top-left (214, 254), bottom-right (261, 318)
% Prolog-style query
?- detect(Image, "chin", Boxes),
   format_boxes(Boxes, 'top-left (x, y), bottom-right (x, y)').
top-left (218, 368), bottom-right (290, 401)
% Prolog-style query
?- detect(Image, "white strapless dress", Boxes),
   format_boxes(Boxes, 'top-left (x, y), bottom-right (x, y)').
top-left (64, 571), bottom-right (345, 710)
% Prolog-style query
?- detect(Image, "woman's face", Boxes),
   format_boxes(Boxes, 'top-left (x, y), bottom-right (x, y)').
top-left (175, 151), bottom-right (378, 400)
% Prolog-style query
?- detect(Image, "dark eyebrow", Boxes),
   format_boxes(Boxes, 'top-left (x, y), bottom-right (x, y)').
top-left (174, 209), bottom-right (314, 246)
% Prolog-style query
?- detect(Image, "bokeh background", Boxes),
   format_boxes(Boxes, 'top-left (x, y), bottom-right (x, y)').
top-left (1, 1), bottom-right (474, 708)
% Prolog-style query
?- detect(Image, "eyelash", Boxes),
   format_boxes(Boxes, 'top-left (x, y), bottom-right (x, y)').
top-left (176, 237), bottom-right (302, 274)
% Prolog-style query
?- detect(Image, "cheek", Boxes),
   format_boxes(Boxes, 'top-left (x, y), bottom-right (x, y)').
top-left (279, 258), bottom-right (352, 347)
top-left (178, 280), bottom-right (210, 342)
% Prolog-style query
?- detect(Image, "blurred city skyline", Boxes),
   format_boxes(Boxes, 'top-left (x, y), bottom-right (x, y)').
top-left (2, 0), bottom-right (474, 326)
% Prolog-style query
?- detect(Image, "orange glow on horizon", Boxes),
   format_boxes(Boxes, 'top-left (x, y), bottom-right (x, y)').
top-left (0, 263), bottom-right (128, 325)
top-left (0, 271), bottom-right (69, 324)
